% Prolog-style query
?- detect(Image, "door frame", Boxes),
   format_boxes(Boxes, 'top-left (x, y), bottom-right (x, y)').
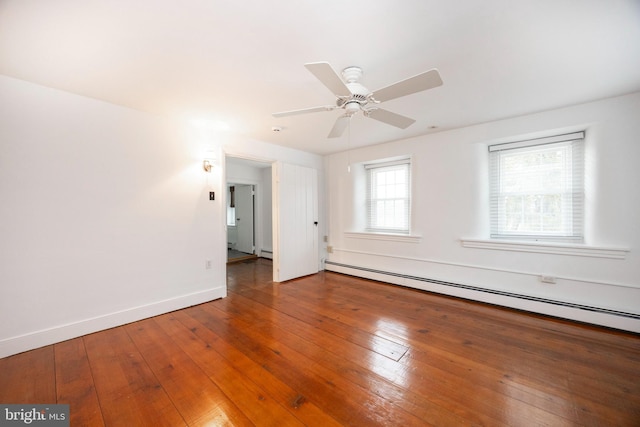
top-left (223, 153), bottom-right (321, 285)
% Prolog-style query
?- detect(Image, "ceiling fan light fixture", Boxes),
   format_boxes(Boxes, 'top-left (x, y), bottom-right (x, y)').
top-left (344, 101), bottom-right (360, 116)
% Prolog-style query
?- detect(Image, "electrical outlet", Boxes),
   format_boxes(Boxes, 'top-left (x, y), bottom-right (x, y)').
top-left (327, 245), bottom-right (333, 253)
top-left (205, 260), bottom-right (212, 269)
top-left (540, 275), bottom-right (556, 284)
top-left (323, 235), bottom-right (328, 243)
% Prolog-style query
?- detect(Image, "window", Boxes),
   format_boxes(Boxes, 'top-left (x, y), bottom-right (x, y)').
top-left (489, 132), bottom-right (584, 242)
top-left (365, 159), bottom-right (411, 234)
top-left (226, 206), bottom-right (236, 226)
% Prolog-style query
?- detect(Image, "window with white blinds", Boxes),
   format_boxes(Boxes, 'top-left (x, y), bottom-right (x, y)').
top-left (365, 159), bottom-right (411, 234)
top-left (489, 132), bottom-right (584, 242)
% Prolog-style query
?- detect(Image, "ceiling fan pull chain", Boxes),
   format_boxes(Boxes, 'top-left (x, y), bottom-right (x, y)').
top-left (347, 116), bottom-right (351, 173)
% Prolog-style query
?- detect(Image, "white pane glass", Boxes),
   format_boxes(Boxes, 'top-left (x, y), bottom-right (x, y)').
top-left (366, 162), bottom-right (410, 233)
top-left (490, 138), bottom-right (583, 241)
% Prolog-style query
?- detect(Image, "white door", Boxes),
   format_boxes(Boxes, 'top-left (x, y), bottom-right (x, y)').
top-left (273, 162), bottom-right (318, 282)
top-left (235, 184), bottom-right (254, 254)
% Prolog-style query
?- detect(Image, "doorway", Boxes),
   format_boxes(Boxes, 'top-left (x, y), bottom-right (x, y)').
top-left (227, 183), bottom-right (256, 262)
top-left (225, 156), bottom-right (319, 281)
top-left (225, 157), bottom-right (272, 263)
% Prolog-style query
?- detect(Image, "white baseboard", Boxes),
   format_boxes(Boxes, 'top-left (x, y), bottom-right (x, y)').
top-left (326, 262), bottom-right (640, 333)
top-left (0, 287), bottom-right (226, 359)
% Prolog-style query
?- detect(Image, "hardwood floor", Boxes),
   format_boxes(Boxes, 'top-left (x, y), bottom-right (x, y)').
top-left (1, 258), bottom-right (639, 426)
top-left (227, 249), bottom-right (258, 264)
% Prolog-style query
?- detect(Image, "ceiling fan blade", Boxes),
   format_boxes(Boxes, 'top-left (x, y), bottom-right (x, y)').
top-left (305, 62), bottom-right (352, 97)
top-left (272, 105), bottom-right (336, 118)
top-left (366, 108), bottom-right (416, 129)
top-left (328, 115), bottom-right (350, 138)
top-left (372, 68), bottom-right (443, 103)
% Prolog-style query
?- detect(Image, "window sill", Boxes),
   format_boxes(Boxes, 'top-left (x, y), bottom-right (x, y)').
top-left (345, 232), bottom-right (421, 243)
top-left (460, 238), bottom-right (629, 259)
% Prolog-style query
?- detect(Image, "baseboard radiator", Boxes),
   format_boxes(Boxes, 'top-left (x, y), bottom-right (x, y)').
top-left (325, 261), bottom-right (640, 321)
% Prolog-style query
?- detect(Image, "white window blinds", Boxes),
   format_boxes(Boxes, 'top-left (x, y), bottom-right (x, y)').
top-left (365, 159), bottom-right (410, 234)
top-left (489, 132), bottom-right (584, 242)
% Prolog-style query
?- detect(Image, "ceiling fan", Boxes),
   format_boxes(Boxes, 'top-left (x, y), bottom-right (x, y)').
top-left (272, 62), bottom-right (443, 138)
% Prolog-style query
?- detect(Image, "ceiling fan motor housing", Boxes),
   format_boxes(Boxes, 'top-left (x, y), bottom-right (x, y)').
top-left (340, 66), bottom-right (371, 114)
top-left (341, 66), bottom-right (363, 83)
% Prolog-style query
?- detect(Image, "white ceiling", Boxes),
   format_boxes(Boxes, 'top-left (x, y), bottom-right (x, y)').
top-left (2, 0), bottom-right (639, 155)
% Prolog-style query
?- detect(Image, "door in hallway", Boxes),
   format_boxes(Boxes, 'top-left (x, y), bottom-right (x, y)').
top-left (234, 184), bottom-right (254, 254)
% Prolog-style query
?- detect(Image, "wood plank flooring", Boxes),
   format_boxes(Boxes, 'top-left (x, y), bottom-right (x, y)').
top-left (1, 258), bottom-right (639, 426)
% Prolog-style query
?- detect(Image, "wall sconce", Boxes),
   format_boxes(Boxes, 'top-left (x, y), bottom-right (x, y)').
top-left (203, 150), bottom-right (215, 173)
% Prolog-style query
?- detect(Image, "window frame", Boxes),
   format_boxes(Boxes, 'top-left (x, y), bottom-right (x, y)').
top-left (364, 158), bottom-right (411, 235)
top-left (488, 131), bottom-right (585, 243)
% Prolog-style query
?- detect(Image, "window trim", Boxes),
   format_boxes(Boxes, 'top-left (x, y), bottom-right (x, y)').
top-left (460, 238), bottom-right (629, 260)
top-left (489, 131), bottom-right (585, 243)
top-left (345, 231), bottom-right (421, 243)
top-left (365, 158), bottom-right (411, 235)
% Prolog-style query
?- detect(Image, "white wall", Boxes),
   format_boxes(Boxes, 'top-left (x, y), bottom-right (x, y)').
top-left (0, 75), bottom-right (323, 358)
top-left (0, 75), bottom-right (228, 357)
top-left (325, 92), bottom-right (640, 332)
